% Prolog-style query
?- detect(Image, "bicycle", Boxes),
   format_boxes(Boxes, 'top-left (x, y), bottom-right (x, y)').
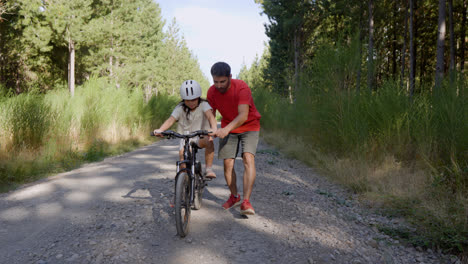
top-left (151, 129), bottom-right (212, 237)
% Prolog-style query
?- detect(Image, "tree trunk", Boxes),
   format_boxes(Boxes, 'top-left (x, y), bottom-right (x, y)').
top-left (368, 0), bottom-right (374, 92)
top-left (420, 47), bottom-right (425, 82)
top-left (435, 0), bottom-right (446, 91)
top-left (69, 37), bottom-right (75, 97)
top-left (109, 53), bottom-right (113, 77)
top-left (461, 0), bottom-right (466, 73)
top-left (448, 0), bottom-right (455, 83)
top-left (109, 7), bottom-right (114, 77)
top-left (409, 0), bottom-right (415, 97)
top-left (293, 30), bottom-right (299, 99)
top-left (357, 7), bottom-right (364, 93)
top-left (392, 0), bottom-right (397, 77)
top-left (401, 0), bottom-right (409, 89)
top-left (15, 65), bottom-right (21, 94)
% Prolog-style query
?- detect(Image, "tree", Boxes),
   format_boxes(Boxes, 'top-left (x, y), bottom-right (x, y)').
top-left (260, 0), bottom-right (313, 98)
top-left (460, 0), bottom-right (466, 74)
top-left (356, 1), bottom-right (364, 94)
top-left (409, 0), bottom-right (416, 97)
top-left (0, 0), bottom-right (207, 95)
top-left (0, 1), bottom-right (8, 20)
top-left (435, 0), bottom-right (446, 91)
top-left (401, 0), bottom-right (409, 89)
top-left (367, 0), bottom-right (374, 92)
top-left (155, 19), bottom-right (208, 96)
top-left (238, 49), bottom-right (269, 90)
top-left (448, 0), bottom-right (455, 84)
top-left (45, 0), bottom-right (92, 96)
top-left (85, 0), bottom-right (129, 80)
top-left (111, 0), bottom-right (164, 91)
top-left (0, 0), bottom-right (54, 93)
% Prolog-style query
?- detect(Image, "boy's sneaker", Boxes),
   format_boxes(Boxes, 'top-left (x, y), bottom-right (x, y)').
top-left (222, 194), bottom-right (241, 209)
top-left (205, 167), bottom-right (216, 179)
top-left (240, 200), bottom-right (255, 215)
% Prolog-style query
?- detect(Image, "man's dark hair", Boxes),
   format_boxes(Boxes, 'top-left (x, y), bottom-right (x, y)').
top-left (210, 62), bottom-right (231, 77)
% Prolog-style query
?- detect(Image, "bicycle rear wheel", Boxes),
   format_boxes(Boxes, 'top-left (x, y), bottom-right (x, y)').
top-left (192, 173), bottom-right (204, 210)
top-left (175, 172), bottom-right (191, 237)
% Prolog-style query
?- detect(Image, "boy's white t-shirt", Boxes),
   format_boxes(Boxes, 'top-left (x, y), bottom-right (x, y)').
top-left (171, 101), bottom-right (212, 134)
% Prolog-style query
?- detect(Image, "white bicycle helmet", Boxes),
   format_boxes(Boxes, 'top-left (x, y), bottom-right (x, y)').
top-left (180, 80), bottom-right (202, 100)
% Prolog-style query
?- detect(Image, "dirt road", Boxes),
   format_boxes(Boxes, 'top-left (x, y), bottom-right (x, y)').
top-left (0, 137), bottom-right (460, 264)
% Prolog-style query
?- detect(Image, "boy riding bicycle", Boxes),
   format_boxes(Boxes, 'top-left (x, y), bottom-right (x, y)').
top-left (153, 80), bottom-right (218, 178)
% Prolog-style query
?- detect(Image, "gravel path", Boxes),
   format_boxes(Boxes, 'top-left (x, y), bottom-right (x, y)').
top-left (0, 137), bottom-right (461, 264)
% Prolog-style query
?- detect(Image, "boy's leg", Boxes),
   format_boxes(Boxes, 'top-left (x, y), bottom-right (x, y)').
top-left (198, 137), bottom-right (215, 168)
top-left (198, 137), bottom-right (215, 178)
top-left (178, 149), bottom-right (185, 169)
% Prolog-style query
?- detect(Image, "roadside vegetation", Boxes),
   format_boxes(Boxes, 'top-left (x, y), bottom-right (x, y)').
top-left (0, 0), bottom-right (204, 192)
top-left (252, 69), bottom-right (467, 254)
top-left (0, 78), bottom-right (178, 192)
top-left (241, 0), bottom-right (468, 256)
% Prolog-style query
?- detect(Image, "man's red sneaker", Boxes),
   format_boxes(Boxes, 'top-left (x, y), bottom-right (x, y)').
top-left (240, 200), bottom-right (255, 215)
top-left (222, 194), bottom-right (241, 209)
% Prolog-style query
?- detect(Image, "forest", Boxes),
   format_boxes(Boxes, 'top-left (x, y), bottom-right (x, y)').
top-left (0, 0), bottom-right (208, 95)
top-left (0, 0), bottom-right (206, 189)
top-left (1, 0), bottom-right (467, 255)
top-left (239, 0), bottom-right (467, 255)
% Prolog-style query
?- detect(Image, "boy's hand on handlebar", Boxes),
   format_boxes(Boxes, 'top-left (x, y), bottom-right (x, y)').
top-left (153, 129), bottom-right (164, 137)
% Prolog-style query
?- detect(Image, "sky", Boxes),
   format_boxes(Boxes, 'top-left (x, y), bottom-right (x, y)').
top-left (156, 0), bottom-right (269, 81)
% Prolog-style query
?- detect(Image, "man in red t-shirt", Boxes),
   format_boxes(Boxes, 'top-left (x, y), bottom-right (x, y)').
top-left (207, 62), bottom-right (261, 215)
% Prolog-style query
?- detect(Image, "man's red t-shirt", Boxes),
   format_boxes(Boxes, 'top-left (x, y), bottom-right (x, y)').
top-left (207, 79), bottom-right (261, 133)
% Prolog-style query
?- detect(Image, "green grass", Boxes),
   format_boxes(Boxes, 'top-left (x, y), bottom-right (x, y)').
top-left (0, 77), bottom-right (178, 190)
top-left (252, 41), bottom-right (468, 254)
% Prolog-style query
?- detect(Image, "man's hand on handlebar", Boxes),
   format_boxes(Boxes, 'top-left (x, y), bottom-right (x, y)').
top-left (208, 128), bottom-right (217, 141)
top-left (215, 127), bottom-right (230, 139)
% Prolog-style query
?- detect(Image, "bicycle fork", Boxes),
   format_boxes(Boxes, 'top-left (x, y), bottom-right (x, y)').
top-left (175, 160), bottom-right (196, 206)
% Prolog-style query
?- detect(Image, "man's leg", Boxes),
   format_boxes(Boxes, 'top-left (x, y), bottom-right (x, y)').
top-left (242, 152), bottom-right (256, 200)
top-left (239, 131), bottom-right (259, 215)
top-left (223, 158), bottom-right (237, 195)
top-left (219, 134), bottom-right (241, 209)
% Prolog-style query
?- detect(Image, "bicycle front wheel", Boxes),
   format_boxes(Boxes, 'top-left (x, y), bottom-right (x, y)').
top-left (175, 172), bottom-right (191, 237)
top-left (192, 173), bottom-right (204, 210)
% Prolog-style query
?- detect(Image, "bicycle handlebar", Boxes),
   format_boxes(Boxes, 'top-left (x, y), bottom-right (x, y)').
top-left (150, 130), bottom-right (211, 139)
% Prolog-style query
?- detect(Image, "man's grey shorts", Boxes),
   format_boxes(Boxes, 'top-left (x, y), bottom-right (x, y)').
top-left (218, 131), bottom-right (259, 159)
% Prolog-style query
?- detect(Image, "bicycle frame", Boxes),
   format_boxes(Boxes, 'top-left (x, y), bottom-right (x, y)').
top-left (175, 138), bottom-right (200, 206)
top-left (152, 129), bottom-right (210, 237)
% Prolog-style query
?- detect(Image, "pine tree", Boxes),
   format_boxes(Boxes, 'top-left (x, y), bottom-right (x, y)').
top-left (0, 0), bottom-right (54, 93)
top-left (45, 0), bottom-right (93, 96)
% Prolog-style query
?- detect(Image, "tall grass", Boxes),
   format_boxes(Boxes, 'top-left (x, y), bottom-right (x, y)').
top-left (0, 77), bottom-right (177, 189)
top-left (253, 43), bottom-right (468, 253)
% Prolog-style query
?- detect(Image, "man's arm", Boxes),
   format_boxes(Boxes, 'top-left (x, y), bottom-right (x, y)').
top-left (215, 104), bottom-right (248, 139)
